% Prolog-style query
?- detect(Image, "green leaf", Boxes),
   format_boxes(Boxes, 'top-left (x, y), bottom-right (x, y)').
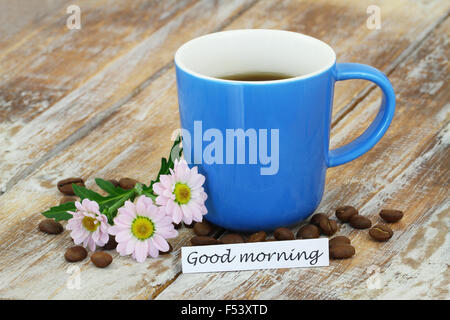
top-left (95, 178), bottom-right (128, 196)
top-left (72, 183), bottom-right (105, 202)
top-left (41, 202), bottom-right (75, 221)
top-left (99, 190), bottom-right (134, 208)
top-left (72, 183), bottom-right (135, 218)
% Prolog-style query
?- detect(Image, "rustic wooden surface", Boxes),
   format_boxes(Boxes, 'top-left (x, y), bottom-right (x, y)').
top-left (0, 0), bottom-right (448, 299)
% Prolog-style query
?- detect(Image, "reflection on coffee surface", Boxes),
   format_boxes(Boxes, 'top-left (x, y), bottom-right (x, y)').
top-left (218, 72), bottom-right (295, 81)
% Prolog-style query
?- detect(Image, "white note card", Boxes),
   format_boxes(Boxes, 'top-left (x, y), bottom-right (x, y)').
top-left (181, 238), bottom-right (329, 273)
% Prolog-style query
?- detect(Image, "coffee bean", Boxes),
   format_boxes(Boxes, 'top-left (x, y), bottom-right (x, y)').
top-left (184, 221), bottom-right (196, 228)
top-left (335, 206), bottom-right (358, 222)
top-left (57, 177), bottom-right (85, 195)
top-left (65, 246), bottom-right (88, 262)
top-left (39, 219), bottom-right (63, 234)
top-left (220, 233), bottom-right (244, 244)
top-left (108, 179), bottom-right (120, 188)
top-left (102, 235), bottom-right (118, 250)
top-left (310, 213), bottom-right (328, 226)
top-left (369, 224), bottom-right (393, 242)
top-left (319, 219), bottom-right (338, 236)
top-left (247, 231), bottom-right (267, 243)
top-left (274, 227), bottom-right (295, 241)
top-left (296, 224), bottom-right (320, 239)
top-left (329, 245), bottom-right (355, 259)
top-left (193, 221), bottom-right (213, 236)
top-left (160, 243), bottom-right (173, 255)
top-left (379, 209), bottom-right (404, 223)
top-left (349, 215), bottom-right (372, 229)
top-left (118, 178), bottom-right (138, 190)
top-left (329, 236), bottom-right (351, 247)
top-left (91, 252), bottom-right (113, 268)
top-left (190, 236), bottom-right (218, 246)
top-left (59, 195), bottom-right (78, 205)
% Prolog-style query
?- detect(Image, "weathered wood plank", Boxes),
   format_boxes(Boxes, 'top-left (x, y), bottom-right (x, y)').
top-left (0, 1), bottom-right (448, 299)
top-left (1, 0), bottom-right (448, 197)
top-left (156, 17), bottom-right (450, 300)
top-left (0, 0), bottom-right (256, 192)
top-left (0, 0), bottom-right (70, 51)
top-left (0, 0), bottom-right (259, 299)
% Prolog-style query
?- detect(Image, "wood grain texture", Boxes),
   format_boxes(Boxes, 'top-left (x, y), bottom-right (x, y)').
top-left (0, 0), bottom-right (259, 300)
top-left (0, 0), bottom-right (71, 51)
top-left (157, 17), bottom-right (450, 300)
top-left (0, 0), bottom-right (256, 193)
top-left (0, 0), bottom-right (448, 299)
top-left (1, 0), bottom-right (448, 195)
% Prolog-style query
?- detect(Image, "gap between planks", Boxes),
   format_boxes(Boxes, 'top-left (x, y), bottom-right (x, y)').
top-left (0, 0), bottom-right (260, 196)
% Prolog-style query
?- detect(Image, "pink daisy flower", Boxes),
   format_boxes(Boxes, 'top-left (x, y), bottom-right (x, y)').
top-left (67, 199), bottom-right (110, 251)
top-left (153, 159), bottom-right (208, 225)
top-left (108, 196), bottom-right (177, 262)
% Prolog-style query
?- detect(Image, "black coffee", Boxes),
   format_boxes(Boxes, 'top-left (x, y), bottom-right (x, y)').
top-left (218, 72), bottom-right (295, 81)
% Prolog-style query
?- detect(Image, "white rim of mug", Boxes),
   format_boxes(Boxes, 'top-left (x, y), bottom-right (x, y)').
top-left (174, 29), bottom-right (337, 85)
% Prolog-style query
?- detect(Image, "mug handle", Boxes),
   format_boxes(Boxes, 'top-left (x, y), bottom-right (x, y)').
top-left (327, 63), bottom-right (396, 167)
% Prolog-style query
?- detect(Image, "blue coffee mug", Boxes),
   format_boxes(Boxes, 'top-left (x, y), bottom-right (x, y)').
top-left (175, 30), bottom-right (395, 231)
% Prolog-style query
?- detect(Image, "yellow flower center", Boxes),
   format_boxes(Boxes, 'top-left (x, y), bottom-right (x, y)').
top-left (131, 216), bottom-right (155, 240)
top-left (82, 216), bottom-right (99, 232)
top-left (174, 183), bottom-right (191, 204)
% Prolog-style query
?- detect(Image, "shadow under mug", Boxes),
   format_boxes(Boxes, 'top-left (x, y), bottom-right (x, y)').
top-left (175, 29), bottom-right (395, 232)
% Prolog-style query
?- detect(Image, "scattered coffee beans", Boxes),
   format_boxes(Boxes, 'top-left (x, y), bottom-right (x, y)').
top-left (329, 245), bottom-right (355, 259)
top-left (193, 221), bottom-right (213, 236)
top-left (39, 219), bottom-right (63, 234)
top-left (335, 206), bottom-right (358, 222)
top-left (118, 178), bottom-right (138, 190)
top-left (296, 224), bottom-right (320, 239)
top-left (190, 236), bottom-right (218, 246)
top-left (310, 213), bottom-right (328, 226)
top-left (102, 235), bottom-right (118, 250)
top-left (220, 233), bottom-right (244, 244)
top-left (274, 227), bottom-right (295, 240)
top-left (380, 209), bottom-right (403, 223)
top-left (369, 224), bottom-right (393, 242)
top-left (349, 215), bottom-right (372, 229)
top-left (160, 243), bottom-right (173, 255)
top-left (329, 236), bottom-right (351, 247)
top-left (319, 218), bottom-right (338, 236)
top-left (65, 246), bottom-right (87, 262)
top-left (59, 195), bottom-right (78, 205)
top-left (247, 231), bottom-right (267, 243)
top-left (91, 252), bottom-right (113, 268)
top-left (57, 177), bottom-right (85, 195)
